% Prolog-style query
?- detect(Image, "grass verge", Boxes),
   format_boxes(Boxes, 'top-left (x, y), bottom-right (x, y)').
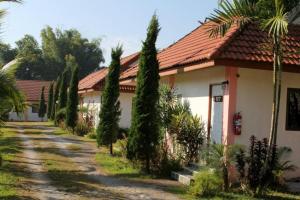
top-left (0, 127), bottom-right (22, 199)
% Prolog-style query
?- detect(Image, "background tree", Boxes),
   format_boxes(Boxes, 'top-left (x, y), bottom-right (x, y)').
top-left (97, 46), bottom-right (123, 155)
top-left (55, 28), bottom-right (105, 79)
top-left (47, 82), bottom-right (54, 119)
top-left (41, 26), bottom-right (64, 80)
top-left (0, 43), bottom-right (17, 67)
top-left (38, 86), bottom-right (47, 121)
top-left (51, 75), bottom-right (61, 120)
top-left (15, 35), bottom-right (45, 80)
top-left (66, 55), bottom-right (79, 131)
top-left (57, 69), bottom-right (68, 110)
top-left (8, 26), bottom-right (104, 81)
top-left (127, 15), bottom-right (160, 173)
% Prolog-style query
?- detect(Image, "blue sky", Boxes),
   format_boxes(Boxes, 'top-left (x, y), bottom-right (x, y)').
top-left (1, 0), bottom-right (219, 65)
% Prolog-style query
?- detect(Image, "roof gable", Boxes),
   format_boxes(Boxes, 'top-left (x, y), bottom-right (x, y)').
top-left (16, 80), bottom-right (52, 102)
top-left (78, 52), bottom-right (139, 91)
top-left (120, 23), bottom-right (300, 80)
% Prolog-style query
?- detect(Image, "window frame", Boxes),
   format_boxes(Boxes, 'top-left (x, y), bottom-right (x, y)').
top-left (285, 88), bottom-right (300, 131)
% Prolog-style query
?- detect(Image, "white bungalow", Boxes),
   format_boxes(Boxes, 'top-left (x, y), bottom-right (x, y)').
top-left (9, 80), bottom-right (52, 122)
top-left (78, 53), bottom-right (138, 128)
top-left (119, 16), bottom-right (300, 178)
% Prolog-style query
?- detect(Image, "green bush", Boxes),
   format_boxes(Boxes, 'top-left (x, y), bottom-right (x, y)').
top-left (74, 121), bottom-right (91, 136)
top-left (117, 127), bottom-right (129, 139)
top-left (55, 108), bottom-right (66, 125)
top-left (86, 131), bottom-right (96, 139)
top-left (189, 169), bottom-right (222, 197)
top-left (170, 111), bottom-right (205, 164)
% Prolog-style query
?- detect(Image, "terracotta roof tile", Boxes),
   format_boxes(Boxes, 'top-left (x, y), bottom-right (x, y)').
top-left (78, 52), bottom-right (139, 91)
top-left (120, 23), bottom-right (300, 80)
top-left (16, 80), bottom-right (52, 102)
top-left (218, 24), bottom-right (300, 65)
top-left (78, 68), bottom-right (108, 91)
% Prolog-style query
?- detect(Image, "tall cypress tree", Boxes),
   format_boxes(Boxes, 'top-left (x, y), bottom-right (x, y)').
top-left (66, 55), bottom-right (79, 131)
top-left (58, 68), bottom-right (68, 110)
top-left (38, 86), bottom-right (47, 122)
top-left (51, 75), bottom-right (61, 120)
top-left (47, 82), bottom-right (54, 119)
top-left (127, 15), bottom-right (160, 173)
top-left (97, 46), bottom-right (123, 155)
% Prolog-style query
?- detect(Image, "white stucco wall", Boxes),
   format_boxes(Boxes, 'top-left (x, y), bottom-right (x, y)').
top-left (236, 68), bottom-right (300, 178)
top-left (9, 104), bottom-right (48, 122)
top-left (81, 91), bottom-right (133, 128)
top-left (161, 66), bottom-right (226, 126)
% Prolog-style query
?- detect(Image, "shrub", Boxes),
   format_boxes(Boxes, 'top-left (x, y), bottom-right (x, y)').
top-left (170, 111), bottom-right (205, 164)
top-left (86, 132), bottom-right (96, 139)
top-left (189, 169), bottom-right (222, 197)
top-left (115, 139), bottom-right (128, 157)
top-left (55, 108), bottom-right (66, 125)
top-left (151, 144), bottom-right (182, 177)
top-left (74, 121), bottom-right (91, 136)
top-left (117, 127), bottom-right (129, 140)
top-left (234, 135), bottom-right (295, 196)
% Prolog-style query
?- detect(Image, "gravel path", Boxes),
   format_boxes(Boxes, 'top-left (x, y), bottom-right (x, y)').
top-left (14, 123), bottom-right (182, 200)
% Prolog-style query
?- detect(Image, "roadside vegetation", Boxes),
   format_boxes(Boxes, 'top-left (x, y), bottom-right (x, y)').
top-left (0, 127), bottom-right (23, 199)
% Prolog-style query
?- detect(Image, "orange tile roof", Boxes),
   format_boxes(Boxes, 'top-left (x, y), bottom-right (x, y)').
top-left (218, 24), bottom-right (300, 65)
top-left (78, 52), bottom-right (139, 92)
top-left (16, 80), bottom-right (52, 102)
top-left (78, 67), bottom-right (108, 91)
top-left (121, 52), bottom-right (140, 67)
top-left (120, 23), bottom-right (300, 80)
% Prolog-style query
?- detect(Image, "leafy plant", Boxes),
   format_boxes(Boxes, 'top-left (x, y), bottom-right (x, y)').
top-left (234, 135), bottom-right (295, 196)
top-left (127, 15), bottom-right (160, 173)
top-left (74, 121), bottom-right (91, 136)
top-left (189, 169), bottom-right (222, 197)
top-left (66, 55), bottom-right (79, 131)
top-left (202, 144), bottom-right (239, 192)
top-left (38, 86), bottom-right (47, 121)
top-left (170, 111), bottom-right (205, 164)
top-left (55, 108), bottom-right (66, 126)
top-left (97, 46), bottom-right (122, 155)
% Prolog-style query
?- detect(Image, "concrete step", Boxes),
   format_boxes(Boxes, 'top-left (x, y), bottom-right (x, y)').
top-left (171, 171), bottom-right (194, 185)
top-left (171, 163), bottom-right (204, 185)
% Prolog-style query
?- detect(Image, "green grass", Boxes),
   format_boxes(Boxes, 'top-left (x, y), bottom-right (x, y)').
top-left (0, 127), bottom-right (22, 198)
top-left (95, 151), bottom-right (151, 179)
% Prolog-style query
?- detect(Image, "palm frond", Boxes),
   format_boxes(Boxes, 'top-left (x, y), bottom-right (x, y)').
top-left (207, 0), bottom-right (257, 37)
top-left (0, 70), bottom-right (25, 114)
top-left (261, 0), bottom-right (289, 38)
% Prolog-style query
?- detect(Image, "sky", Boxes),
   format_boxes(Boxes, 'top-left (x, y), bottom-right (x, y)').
top-left (1, 0), bottom-right (219, 65)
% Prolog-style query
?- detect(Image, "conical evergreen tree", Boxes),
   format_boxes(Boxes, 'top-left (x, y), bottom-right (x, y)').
top-left (38, 86), bottom-right (47, 122)
top-left (47, 82), bottom-right (54, 119)
top-left (51, 75), bottom-right (61, 120)
top-left (97, 46), bottom-right (123, 155)
top-left (58, 68), bottom-right (68, 110)
top-left (66, 55), bottom-right (79, 131)
top-left (127, 15), bottom-right (160, 173)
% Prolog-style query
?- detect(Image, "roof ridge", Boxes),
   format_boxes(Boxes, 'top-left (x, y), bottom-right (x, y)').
top-left (158, 23), bottom-right (204, 56)
top-left (209, 24), bottom-right (242, 60)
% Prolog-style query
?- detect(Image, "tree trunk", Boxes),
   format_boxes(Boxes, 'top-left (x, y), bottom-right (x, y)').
top-left (223, 145), bottom-right (229, 192)
top-left (110, 142), bottom-right (113, 155)
top-left (146, 153), bottom-right (150, 174)
top-left (268, 36), bottom-right (282, 147)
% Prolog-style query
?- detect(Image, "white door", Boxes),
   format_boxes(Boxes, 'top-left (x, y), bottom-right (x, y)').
top-left (210, 85), bottom-right (224, 144)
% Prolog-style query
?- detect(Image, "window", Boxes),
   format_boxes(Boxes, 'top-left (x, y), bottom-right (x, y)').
top-left (31, 104), bottom-right (39, 113)
top-left (286, 88), bottom-right (300, 131)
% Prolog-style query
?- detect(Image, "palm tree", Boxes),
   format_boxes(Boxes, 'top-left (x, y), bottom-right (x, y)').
top-left (207, 0), bottom-right (298, 149)
top-left (0, 0), bottom-right (24, 127)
